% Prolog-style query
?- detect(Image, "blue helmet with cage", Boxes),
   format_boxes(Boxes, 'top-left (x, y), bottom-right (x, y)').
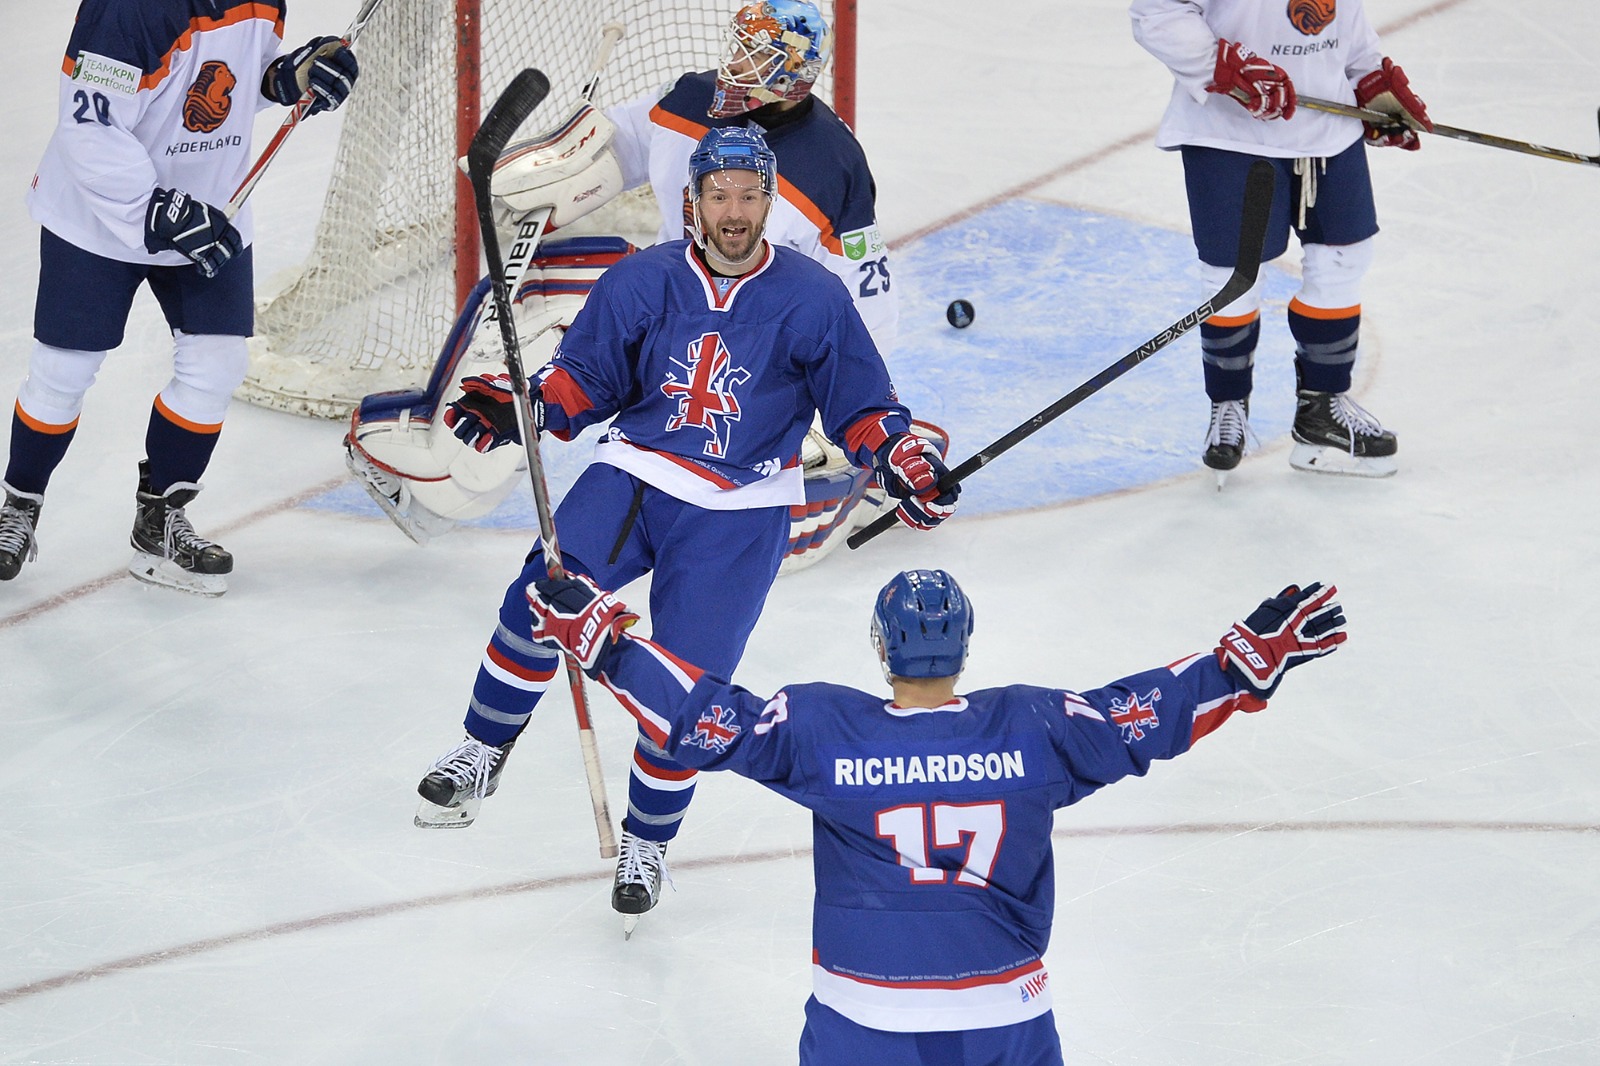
top-left (688, 126), bottom-right (778, 202)
top-left (710, 0), bottom-right (833, 118)
top-left (870, 570), bottom-right (975, 681)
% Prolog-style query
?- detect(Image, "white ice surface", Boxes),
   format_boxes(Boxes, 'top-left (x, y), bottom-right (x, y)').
top-left (2, 1), bottom-right (1598, 1063)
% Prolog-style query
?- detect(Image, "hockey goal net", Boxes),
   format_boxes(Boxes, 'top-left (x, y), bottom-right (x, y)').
top-left (240, 0), bottom-right (855, 419)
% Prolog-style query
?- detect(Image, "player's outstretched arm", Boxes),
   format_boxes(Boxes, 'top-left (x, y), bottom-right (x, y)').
top-left (1215, 582), bottom-right (1348, 700)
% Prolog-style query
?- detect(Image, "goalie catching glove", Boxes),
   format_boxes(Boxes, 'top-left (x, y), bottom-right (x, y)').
top-left (1215, 582), bottom-right (1347, 699)
top-left (442, 373), bottom-right (545, 452)
top-left (527, 573), bottom-right (639, 675)
top-left (873, 433), bottom-right (960, 531)
top-left (1354, 58), bottom-right (1432, 150)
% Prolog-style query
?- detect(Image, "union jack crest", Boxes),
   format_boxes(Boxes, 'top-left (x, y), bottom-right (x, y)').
top-left (685, 705), bottom-right (741, 753)
top-left (662, 332), bottom-right (751, 458)
top-left (1109, 688), bottom-right (1162, 742)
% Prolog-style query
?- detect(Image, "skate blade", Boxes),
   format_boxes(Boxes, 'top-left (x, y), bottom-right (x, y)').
top-left (622, 913), bottom-right (641, 940)
top-left (413, 795), bottom-right (482, 829)
top-left (345, 451), bottom-right (454, 546)
top-left (127, 553), bottom-right (228, 597)
top-left (1288, 444), bottom-right (1398, 478)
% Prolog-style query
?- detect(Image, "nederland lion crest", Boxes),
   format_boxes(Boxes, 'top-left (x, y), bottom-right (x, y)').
top-left (1287, 0), bottom-right (1336, 36)
top-left (182, 60), bottom-right (236, 133)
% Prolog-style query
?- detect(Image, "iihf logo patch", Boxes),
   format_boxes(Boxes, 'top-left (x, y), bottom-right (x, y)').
top-left (685, 705), bottom-right (741, 753)
top-left (1109, 688), bottom-right (1162, 742)
top-left (1019, 969), bottom-right (1049, 1002)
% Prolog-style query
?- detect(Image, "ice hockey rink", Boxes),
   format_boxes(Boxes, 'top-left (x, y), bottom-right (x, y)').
top-left (3, 0), bottom-right (1598, 1061)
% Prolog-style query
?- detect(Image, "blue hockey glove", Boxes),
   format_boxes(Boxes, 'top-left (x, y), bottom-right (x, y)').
top-left (264, 36), bottom-right (360, 114)
top-left (874, 433), bottom-right (960, 531)
top-left (144, 188), bottom-right (243, 279)
top-left (527, 574), bottom-right (640, 675)
top-left (443, 374), bottom-right (544, 452)
top-left (1216, 582), bottom-right (1347, 699)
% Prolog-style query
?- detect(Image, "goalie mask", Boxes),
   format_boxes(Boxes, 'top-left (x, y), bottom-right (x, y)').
top-left (709, 0), bottom-right (833, 118)
top-left (870, 569), bottom-right (975, 682)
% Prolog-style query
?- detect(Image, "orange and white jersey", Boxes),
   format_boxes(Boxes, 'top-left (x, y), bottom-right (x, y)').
top-left (1131, 0), bottom-right (1386, 158)
top-left (27, 0), bottom-right (284, 264)
top-left (606, 70), bottom-right (898, 354)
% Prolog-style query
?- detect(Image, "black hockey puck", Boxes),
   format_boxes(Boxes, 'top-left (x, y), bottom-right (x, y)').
top-left (945, 299), bottom-right (975, 329)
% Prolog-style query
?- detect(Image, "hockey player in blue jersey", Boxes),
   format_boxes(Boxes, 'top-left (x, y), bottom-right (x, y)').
top-left (0, 0), bottom-right (358, 593)
top-left (413, 127), bottom-right (959, 933)
top-left (523, 567), bottom-right (1347, 1063)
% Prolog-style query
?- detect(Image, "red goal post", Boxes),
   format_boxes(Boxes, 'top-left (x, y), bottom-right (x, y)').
top-left (240, 0), bottom-right (856, 419)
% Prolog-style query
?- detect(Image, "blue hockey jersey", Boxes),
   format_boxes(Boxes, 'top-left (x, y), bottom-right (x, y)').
top-left (591, 635), bottom-right (1265, 1033)
top-left (539, 240), bottom-right (910, 510)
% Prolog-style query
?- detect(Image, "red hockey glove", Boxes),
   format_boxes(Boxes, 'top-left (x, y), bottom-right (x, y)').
top-left (443, 374), bottom-right (543, 452)
top-left (873, 433), bottom-right (960, 531)
top-left (1207, 39), bottom-right (1297, 121)
top-left (527, 574), bottom-right (640, 675)
top-left (1354, 57), bottom-right (1432, 150)
top-left (1215, 582), bottom-right (1347, 699)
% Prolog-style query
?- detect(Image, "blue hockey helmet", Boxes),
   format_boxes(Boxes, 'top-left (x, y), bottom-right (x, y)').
top-left (710, 0), bottom-right (833, 118)
top-left (870, 570), bottom-right (975, 681)
top-left (688, 126), bottom-right (778, 202)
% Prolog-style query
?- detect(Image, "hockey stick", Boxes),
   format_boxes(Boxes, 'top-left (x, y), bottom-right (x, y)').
top-left (1298, 95), bottom-right (1600, 169)
top-left (226, 0), bottom-right (387, 217)
top-left (848, 160), bottom-right (1277, 550)
top-left (467, 69), bottom-right (621, 862)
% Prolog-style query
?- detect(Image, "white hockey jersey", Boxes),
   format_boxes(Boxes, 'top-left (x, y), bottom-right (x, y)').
top-left (1130, 0), bottom-right (1387, 158)
top-left (28, 0), bottom-right (284, 264)
top-left (606, 71), bottom-right (898, 353)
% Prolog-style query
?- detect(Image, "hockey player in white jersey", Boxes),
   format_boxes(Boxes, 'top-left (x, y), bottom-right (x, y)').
top-left (0, 0), bottom-right (359, 592)
top-left (523, 567), bottom-right (1348, 1062)
top-left (1130, 0), bottom-right (1431, 483)
top-left (345, 0), bottom-right (918, 565)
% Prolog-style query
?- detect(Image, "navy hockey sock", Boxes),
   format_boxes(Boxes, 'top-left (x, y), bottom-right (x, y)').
top-left (143, 398), bottom-right (221, 493)
top-left (5, 404), bottom-right (76, 496)
top-left (1200, 314), bottom-right (1259, 402)
top-left (1288, 299), bottom-right (1360, 394)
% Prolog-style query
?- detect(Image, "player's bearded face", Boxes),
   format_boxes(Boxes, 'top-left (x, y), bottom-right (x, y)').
top-left (697, 170), bottom-right (772, 265)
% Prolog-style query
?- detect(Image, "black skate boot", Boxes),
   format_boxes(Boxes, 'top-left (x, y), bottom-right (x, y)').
top-left (1289, 389), bottom-right (1398, 478)
top-left (127, 461), bottom-right (233, 596)
top-left (1202, 399), bottom-right (1250, 489)
top-left (613, 830), bottom-right (671, 939)
top-left (0, 483), bottom-right (44, 581)
top-left (414, 735), bottom-right (515, 828)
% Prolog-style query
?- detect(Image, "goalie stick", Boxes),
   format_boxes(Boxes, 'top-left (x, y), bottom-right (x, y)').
top-left (466, 68), bottom-right (621, 862)
top-left (226, 0), bottom-right (387, 217)
top-left (1298, 96), bottom-right (1600, 169)
top-left (848, 159), bottom-right (1277, 550)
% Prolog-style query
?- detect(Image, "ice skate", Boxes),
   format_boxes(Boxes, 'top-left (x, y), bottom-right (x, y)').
top-left (343, 439), bottom-right (456, 545)
top-left (127, 463), bottom-right (232, 596)
top-left (613, 831), bottom-right (671, 939)
top-left (1201, 399), bottom-right (1251, 490)
top-left (414, 735), bottom-right (515, 828)
top-left (1288, 389), bottom-right (1398, 478)
top-left (0, 483), bottom-right (44, 581)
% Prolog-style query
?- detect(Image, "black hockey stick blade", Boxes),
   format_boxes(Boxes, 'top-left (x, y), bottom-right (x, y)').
top-left (466, 68), bottom-right (552, 189)
top-left (847, 160), bottom-right (1275, 550)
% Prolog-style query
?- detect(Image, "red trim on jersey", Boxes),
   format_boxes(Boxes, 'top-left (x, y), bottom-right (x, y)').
top-left (842, 412), bottom-right (896, 458)
top-left (539, 366), bottom-right (595, 441)
top-left (814, 952), bottom-right (1045, 991)
top-left (683, 243), bottom-right (774, 311)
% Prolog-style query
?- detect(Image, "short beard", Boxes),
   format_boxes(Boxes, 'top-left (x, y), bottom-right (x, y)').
top-left (706, 224), bottom-right (763, 268)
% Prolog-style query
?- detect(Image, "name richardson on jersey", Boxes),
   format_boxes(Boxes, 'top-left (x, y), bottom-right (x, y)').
top-left (833, 748), bottom-right (1027, 788)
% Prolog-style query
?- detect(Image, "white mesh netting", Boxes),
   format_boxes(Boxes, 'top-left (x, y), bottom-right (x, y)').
top-left (241, 0), bottom-right (839, 418)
